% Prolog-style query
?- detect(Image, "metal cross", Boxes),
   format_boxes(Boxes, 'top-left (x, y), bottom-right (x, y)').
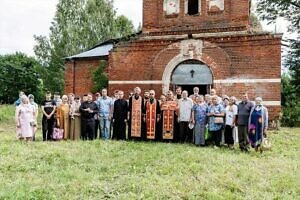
top-left (190, 70), bottom-right (195, 78)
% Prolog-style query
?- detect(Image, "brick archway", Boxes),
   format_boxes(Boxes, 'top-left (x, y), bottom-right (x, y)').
top-left (156, 39), bottom-right (231, 93)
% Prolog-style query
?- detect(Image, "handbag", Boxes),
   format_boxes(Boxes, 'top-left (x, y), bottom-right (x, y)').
top-left (214, 117), bottom-right (224, 124)
top-left (53, 127), bottom-right (64, 140)
top-left (30, 121), bottom-right (37, 127)
top-left (261, 137), bottom-right (271, 151)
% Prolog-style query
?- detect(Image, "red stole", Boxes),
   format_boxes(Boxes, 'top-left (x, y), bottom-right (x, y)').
top-left (161, 101), bottom-right (178, 140)
top-left (131, 96), bottom-right (142, 137)
top-left (146, 99), bottom-right (157, 140)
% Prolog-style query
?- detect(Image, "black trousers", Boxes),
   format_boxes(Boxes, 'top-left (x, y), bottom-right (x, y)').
top-left (238, 125), bottom-right (249, 151)
top-left (81, 118), bottom-right (95, 140)
top-left (42, 116), bottom-right (55, 141)
top-left (210, 129), bottom-right (222, 147)
top-left (94, 118), bottom-right (100, 139)
top-left (224, 125), bottom-right (234, 145)
top-left (179, 121), bottom-right (189, 143)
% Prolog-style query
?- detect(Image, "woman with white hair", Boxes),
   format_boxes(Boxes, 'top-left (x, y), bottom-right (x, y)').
top-left (56, 95), bottom-right (70, 139)
top-left (15, 95), bottom-right (36, 141)
top-left (248, 97), bottom-right (268, 152)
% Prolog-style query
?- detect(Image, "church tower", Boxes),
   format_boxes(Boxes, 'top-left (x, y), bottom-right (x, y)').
top-left (65, 0), bottom-right (282, 121)
top-left (143, 0), bottom-right (251, 34)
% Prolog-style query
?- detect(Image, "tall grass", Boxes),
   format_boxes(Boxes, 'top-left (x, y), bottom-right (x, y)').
top-left (0, 104), bottom-right (15, 122)
top-left (0, 105), bottom-right (299, 199)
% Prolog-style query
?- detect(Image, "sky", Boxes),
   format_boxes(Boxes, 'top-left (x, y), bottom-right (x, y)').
top-left (0, 0), bottom-right (291, 57)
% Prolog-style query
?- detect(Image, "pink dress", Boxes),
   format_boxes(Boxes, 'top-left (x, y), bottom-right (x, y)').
top-left (16, 104), bottom-right (35, 138)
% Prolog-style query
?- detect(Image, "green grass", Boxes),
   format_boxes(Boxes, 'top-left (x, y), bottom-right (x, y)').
top-left (0, 105), bottom-right (299, 199)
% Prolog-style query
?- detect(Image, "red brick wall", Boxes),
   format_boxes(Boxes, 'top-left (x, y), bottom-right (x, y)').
top-left (108, 34), bottom-right (281, 120)
top-left (143, 0), bottom-right (250, 34)
top-left (64, 57), bottom-right (108, 97)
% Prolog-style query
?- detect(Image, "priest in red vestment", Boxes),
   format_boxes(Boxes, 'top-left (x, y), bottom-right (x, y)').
top-left (127, 87), bottom-right (145, 140)
top-left (144, 90), bottom-right (161, 141)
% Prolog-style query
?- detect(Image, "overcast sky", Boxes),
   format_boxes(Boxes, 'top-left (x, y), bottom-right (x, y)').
top-left (0, 0), bottom-right (290, 56)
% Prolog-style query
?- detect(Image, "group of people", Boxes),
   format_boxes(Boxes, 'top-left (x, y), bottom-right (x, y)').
top-left (15, 86), bottom-right (269, 152)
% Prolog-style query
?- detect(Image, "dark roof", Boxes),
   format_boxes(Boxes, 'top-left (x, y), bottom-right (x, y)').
top-left (65, 32), bottom-right (142, 60)
top-left (65, 39), bottom-right (118, 60)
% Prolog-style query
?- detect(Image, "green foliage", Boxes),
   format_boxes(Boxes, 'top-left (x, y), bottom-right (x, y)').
top-left (0, 53), bottom-right (44, 104)
top-left (0, 105), bottom-right (15, 122)
top-left (285, 39), bottom-right (300, 93)
top-left (34, 0), bottom-right (135, 93)
top-left (249, 13), bottom-right (263, 32)
top-left (256, 0), bottom-right (300, 126)
top-left (281, 74), bottom-right (300, 127)
top-left (256, 0), bottom-right (300, 33)
top-left (0, 105), bottom-right (299, 199)
top-left (91, 61), bottom-right (108, 93)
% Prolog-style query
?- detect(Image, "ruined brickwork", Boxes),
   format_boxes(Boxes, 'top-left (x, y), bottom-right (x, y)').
top-left (65, 0), bottom-right (282, 120)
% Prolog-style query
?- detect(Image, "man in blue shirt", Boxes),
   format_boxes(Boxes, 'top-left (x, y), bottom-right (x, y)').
top-left (97, 88), bottom-right (113, 140)
top-left (15, 91), bottom-right (25, 106)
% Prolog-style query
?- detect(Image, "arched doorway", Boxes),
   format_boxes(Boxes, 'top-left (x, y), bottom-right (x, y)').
top-left (171, 60), bottom-right (213, 95)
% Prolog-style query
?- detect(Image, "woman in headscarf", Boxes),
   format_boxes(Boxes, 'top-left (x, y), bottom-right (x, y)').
top-left (15, 95), bottom-right (36, 141)
top-left (56, 95), bottom-right (70, 139)
top-left (69, 96), bottom-right (81, 140)
top-left (248, 97), bottom-right (268, 152)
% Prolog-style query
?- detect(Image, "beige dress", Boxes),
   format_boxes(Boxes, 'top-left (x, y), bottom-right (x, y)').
top-left (57, 103), bottom-right (70, 139)
top-left (69, 102), bottom-right (81, 140)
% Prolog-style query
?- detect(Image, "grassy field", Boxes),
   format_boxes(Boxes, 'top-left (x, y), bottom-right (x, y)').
top-left (0, 105), bottom-right (299, 199)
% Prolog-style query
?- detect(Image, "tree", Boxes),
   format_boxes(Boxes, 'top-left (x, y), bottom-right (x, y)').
top-left (91, 61), bottom-right (109, 93)
top-left (0, 53), bottom-right (44, 104)
top-left (249, 13), bottom-right (263, 32)
top-left (256, 0), bottom-right (300, 126)
top-left (34, 0), bottom-right (135, 93)
top-left (256, 1), bottom-right (300, 33)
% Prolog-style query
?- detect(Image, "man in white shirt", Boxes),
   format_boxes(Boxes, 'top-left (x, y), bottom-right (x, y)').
top-left (178, 90), bottom-right (193, 143)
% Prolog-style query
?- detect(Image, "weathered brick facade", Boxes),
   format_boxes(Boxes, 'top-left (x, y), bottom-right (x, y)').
top-left (65, 0), bottom-right (282, 120)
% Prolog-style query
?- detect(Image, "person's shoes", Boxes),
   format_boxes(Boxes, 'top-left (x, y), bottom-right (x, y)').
top-left (213, 145), bottom-right (219, 149)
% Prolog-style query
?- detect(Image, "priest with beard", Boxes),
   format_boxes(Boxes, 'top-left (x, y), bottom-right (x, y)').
top-left (161, 90), bottom-right (179, 142)
top-left (112, 91), bottom-right (128, 140)
top-left (128, 87), bottom-right (145, 140)
top-left (143, 90), bottom-right (161, 141)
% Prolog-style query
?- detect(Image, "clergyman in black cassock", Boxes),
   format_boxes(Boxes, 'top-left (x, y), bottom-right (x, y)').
top-left (112, 91), bottom-right (128, 140)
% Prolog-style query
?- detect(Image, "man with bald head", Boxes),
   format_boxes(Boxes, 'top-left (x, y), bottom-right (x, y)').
top-left (178, 90), bottom-right (193, 143)
top-left (189, 87), bottom-right (200, 102)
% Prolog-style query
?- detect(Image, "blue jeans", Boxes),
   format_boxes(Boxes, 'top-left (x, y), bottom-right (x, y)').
top-left (100, 117), bottom-right (111, 139)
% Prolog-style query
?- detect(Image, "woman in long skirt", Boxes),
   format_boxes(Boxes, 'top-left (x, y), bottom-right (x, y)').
top-left (191, 95), bottom-right (208, 146)
top-left (69, 96), bottom-right (81, 140)
top-left (57, 95), bottom-right (70, 139)
top-left (248, 97), bottom-right (268, 152)
top-left (15, 95), bottom-right (36, 141)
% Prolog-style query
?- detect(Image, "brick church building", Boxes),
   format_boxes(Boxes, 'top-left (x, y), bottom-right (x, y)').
top-left (64, 0), bottom-right (282, 120)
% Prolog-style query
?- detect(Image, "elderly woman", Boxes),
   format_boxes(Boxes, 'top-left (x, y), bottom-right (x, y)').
top-left (28, 94), bottom-right (38, 140)
top-left (248, 97), bottom-right (268, 151)
top-left (15, 95), bottom-right (36, 141)
top-left (224, 96), bottom-right (238, 149)
top-left (69, 96), bottom-right (81, 140)
top-left (57, 95), bottom-right (70, 139)
top-left (191, 95), bottom-right (208, 146)
top-left (207, 95), bottom-right (225, 148)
